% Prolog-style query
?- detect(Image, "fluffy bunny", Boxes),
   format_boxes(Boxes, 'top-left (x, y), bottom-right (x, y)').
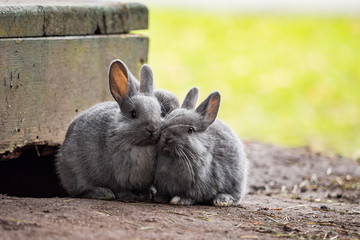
top-left (56, 60), bottom-right (162, 200)
top-left (154, 87), bottom-right (248, 206)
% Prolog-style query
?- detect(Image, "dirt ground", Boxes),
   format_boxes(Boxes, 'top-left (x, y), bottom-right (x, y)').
top-left (1, 141), bottom-right (359, 240)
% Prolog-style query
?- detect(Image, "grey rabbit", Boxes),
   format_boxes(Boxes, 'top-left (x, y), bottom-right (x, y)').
top-left (56, 59), bottom-right (163, 200)
top-left (154, 87), bottom-right (248, 206)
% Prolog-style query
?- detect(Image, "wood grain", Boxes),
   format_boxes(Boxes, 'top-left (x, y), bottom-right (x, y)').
top-left (0, 1), bottom-right (148, 37)
top-left (0, 34), bottom-right (148, 153)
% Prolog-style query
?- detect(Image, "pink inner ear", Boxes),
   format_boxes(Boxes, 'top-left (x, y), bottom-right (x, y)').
top-left (207, 95), bottom-right (220, 119)
top-left (110, 63), bottom-right (128, 99)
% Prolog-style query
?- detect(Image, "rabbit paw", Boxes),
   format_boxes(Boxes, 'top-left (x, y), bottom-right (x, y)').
top-left (170, 196), bottom-right (195, 205)
top-left (150, 185), bottom-right (157, 199)
top-left (213, 194), bottom-right (235, 207)
top-left (80, 187), bottom-right (116, 200)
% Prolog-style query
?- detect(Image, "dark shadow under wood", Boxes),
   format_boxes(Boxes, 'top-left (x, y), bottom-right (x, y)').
top-left (0, 145), bottom-right (67, 197)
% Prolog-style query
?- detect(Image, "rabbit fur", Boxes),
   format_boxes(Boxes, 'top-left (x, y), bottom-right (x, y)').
top-left (154, 87), bottom-right (248, 206)
top-left (125, 65), bottom-right (180, 117)
top-left (56, 60), bottom-right (165, 200)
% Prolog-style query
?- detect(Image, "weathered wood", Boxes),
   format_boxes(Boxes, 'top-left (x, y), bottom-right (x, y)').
top-left (0, 1), bottom-right (148, 38)
top-left (0, 6), bottom-right (45, 38)
top-left (0, 34), bottom-right (149, 153)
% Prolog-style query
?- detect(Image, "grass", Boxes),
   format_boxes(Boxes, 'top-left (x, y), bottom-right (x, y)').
top-left (136, 9), bottom-right (360, 159)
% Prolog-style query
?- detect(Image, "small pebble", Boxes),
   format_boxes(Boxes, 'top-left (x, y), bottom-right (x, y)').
top-left (320, 205), bottom-right (330, 211)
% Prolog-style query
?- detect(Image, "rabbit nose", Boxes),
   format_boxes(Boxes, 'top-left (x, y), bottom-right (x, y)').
top-left (146, 125), bottom-right (158, 134)
top-left (163, 132), bottom-right (173, 142)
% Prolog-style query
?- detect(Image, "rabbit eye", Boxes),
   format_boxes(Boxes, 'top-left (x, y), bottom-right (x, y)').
top-left (130, 110), bottom-right (136, 118)
top-left (188, 127), bottom-right (194, 134)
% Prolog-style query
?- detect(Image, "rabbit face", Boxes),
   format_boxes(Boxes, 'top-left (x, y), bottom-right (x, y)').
top-left (158, 108), bottom-right (208, 158)
top-left (108, 60), bottom-right (163, 147)
top-left (120, 94), bottom-right (161, 146)
top-left (158, 88), bottom-right (220, 158)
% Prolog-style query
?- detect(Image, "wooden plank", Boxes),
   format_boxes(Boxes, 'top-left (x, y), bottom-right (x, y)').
top-left (0, 6), bottom-right (45, 38)
top-left (0, 34), bottom-right (148, 153)
top-left (0, 1), bottom-right (148, 38)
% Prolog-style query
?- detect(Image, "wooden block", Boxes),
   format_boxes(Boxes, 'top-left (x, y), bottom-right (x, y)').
top-left (0, 1), bottom-right (148, 38)
top-left (0, 6), bottom-right (45, 38)
top-left (0, 34), bottom-right (149, 153)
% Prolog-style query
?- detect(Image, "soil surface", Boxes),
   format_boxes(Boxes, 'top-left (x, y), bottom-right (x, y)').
top-left (1, 141), bottom-right (359, 240)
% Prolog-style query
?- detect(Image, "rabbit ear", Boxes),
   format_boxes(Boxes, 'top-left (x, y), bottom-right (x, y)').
top-left (109, 59), bottom-right (136, 104)
top-left (140, 64), bottom-right (154, 94)
top-left (128, 70), bottom-right (140, 92)
top-left (195, 91), bottom-right (221, 129)
top-left (181, 87), bottom-right (199, 110)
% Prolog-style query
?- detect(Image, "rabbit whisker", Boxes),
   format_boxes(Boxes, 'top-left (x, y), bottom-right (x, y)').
top-left (175, 146), bottom-right (195, 183)
top-left (117, 132), bottom-right (139, 147)
top-left (196, 108), bottom-right (209, 118)
top-left (182, 146), bottom-right (200, 167)
top-left (162, 97), bottom-right (174, 115)
top-left (162, 111), bottom-right (184, 123)
top-left (193, 116), bottom-right (204, 124)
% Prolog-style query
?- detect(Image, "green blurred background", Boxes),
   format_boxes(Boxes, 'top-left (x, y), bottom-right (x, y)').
top-left (135, 7), bottom-right (360, 159)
